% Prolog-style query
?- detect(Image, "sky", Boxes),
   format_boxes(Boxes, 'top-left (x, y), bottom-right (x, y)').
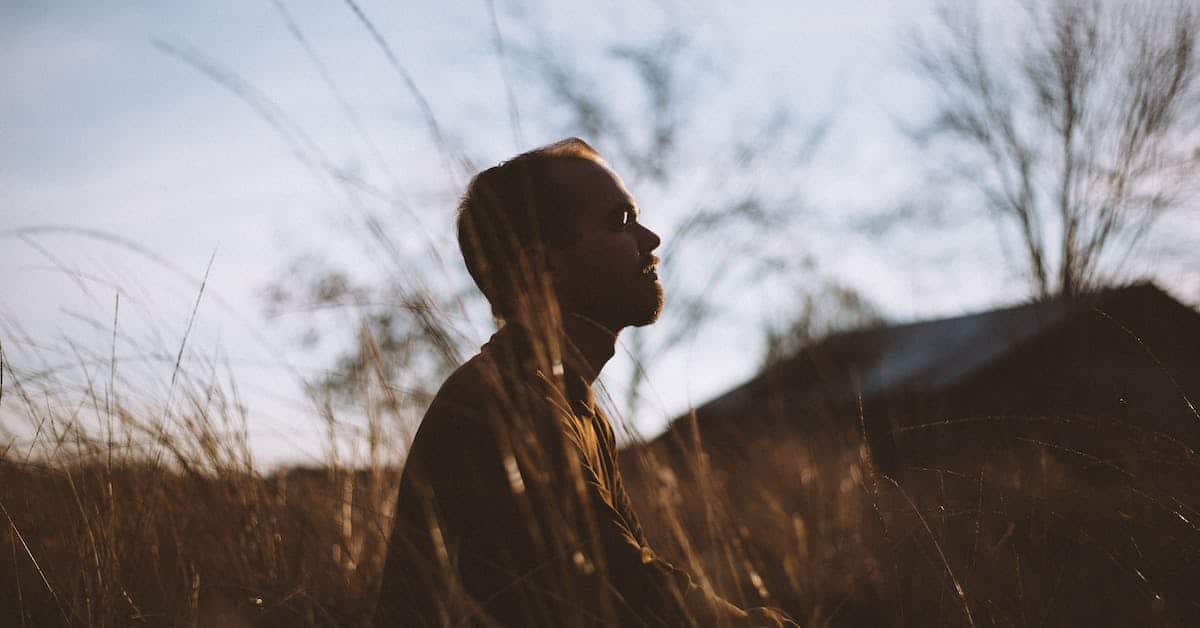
top-left (4, 0), bottom-right (1198, 468)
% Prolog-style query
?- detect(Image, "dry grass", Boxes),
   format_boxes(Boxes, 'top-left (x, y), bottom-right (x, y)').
top-left (1, 265), bottom-right (1197, 627)
top-left (623, 414), bottom-right (1200, 627)
top-left (3, 352), bottom-right (1199, 628)
top-left (9, 3), bottom-right (1198, 623)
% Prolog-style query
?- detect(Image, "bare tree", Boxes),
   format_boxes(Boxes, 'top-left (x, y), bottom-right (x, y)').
top-left (761, 281), bottom-right (883, 368)
top-left (910, 0), bottom-right (1200, 298)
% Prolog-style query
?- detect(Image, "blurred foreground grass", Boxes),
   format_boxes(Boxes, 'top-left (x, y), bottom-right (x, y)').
top-left (4, 399), bottom-right (1199, 626)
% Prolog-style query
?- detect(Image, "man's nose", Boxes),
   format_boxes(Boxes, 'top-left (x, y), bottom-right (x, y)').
top-left (638, 223), bottom-right (661, 252)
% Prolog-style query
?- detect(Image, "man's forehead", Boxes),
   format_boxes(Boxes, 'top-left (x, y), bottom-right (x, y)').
top-left (546, 158), bottom-right (633, 208)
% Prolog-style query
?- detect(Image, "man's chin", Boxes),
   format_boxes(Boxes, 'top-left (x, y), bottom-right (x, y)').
top-left (630, 311), bottom-right (661, 327)
top-left (583, 282), bottom-right (664, 329)
top-left (629, 287), bottom-right (665, 327)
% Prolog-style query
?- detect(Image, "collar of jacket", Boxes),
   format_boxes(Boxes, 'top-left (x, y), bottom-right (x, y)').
top-left (484, 322), bottom-right (598, 417)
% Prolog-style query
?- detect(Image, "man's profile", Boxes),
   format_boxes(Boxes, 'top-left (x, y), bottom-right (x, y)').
top-left (373, 138), bottom-right (797, 627)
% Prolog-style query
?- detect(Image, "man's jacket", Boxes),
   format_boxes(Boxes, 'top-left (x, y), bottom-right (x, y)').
top-left (373, 324), bottom-right (745, 627)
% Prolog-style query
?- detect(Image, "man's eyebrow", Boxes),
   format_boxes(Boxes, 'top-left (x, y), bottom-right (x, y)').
top-left (616, 202), bottom-right (638, 217)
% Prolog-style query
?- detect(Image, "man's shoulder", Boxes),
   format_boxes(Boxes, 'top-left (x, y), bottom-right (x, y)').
top-left (424, 351), bottom-right (498, 422)
top-left (401, 353), bottom-right (500, 471)
top-left (405, 345), bottom-right (547, 470)
top-left (411, 331), bottom-right (561, 450)
top-left (427, 334), bottom-right (549, 412)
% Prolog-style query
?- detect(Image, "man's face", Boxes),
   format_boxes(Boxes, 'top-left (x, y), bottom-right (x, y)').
top-left (546, 158), bottom-right (663, 330)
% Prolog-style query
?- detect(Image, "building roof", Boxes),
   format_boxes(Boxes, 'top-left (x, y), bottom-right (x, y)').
top-left (663, 282), bottom-right (1197, 443)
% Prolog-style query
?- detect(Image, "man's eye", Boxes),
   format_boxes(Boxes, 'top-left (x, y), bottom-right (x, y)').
top-left (615, 210), bottom-right (631, 229)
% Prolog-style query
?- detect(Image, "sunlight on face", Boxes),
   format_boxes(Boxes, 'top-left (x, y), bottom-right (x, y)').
top-left (546, 159), bottom-right (663, 330)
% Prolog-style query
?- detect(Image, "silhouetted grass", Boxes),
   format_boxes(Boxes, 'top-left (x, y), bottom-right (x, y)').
top-left (6, 3), bottom-right (1199, 623)
top-left (4, 340), bottom-right (1199, 626)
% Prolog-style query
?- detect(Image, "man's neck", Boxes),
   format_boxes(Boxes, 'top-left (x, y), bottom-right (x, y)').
top-left (562, 314), bottom-right (618, 384)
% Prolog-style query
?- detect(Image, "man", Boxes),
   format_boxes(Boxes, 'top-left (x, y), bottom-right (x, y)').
top-left (374, 139), bottom-right (797, 627)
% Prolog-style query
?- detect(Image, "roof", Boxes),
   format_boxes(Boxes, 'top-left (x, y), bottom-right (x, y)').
top-left (662, 282), bottom-right (1196, 441)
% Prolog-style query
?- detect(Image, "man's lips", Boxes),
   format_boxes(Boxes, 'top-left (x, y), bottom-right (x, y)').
top-left (640, 256), bottom-right (660, 278)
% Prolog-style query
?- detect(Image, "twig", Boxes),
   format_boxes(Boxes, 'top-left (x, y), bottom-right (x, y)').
top-left (154, 247), bottom-right (218, 467)
top-left (341, 0), bottom-right (467, 182)
top-left (486, 0), bottom-right (524, 150)
top-left (1093, 306), bottom-right (1199, 423)
top-left (1, 498), bottom-right (74, 626)
top-left (879, 474), bottom-right (976, 628)
top-left (268, 0), bottom-right (394, 178)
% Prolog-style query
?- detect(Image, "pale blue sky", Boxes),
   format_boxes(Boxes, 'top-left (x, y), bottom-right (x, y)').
top-left (4, 0), bottom-right (1197, 467)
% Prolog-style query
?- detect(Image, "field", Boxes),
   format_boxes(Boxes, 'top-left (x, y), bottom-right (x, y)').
top-left (10, 0), bottom-right (1200, 624)
top-left (3, 375), bottom-right (1199, 626)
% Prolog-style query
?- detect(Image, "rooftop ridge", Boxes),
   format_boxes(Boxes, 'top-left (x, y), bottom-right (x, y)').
top-left (667, 281), bottom-right (1179, 435)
